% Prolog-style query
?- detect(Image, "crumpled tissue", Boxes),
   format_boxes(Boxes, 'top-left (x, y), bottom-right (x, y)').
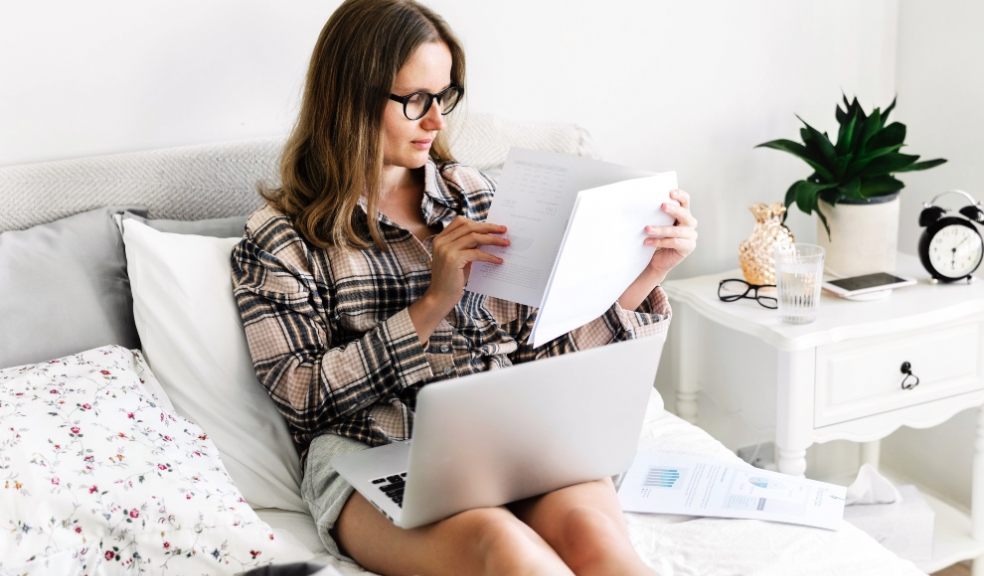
top-left (845, 463), bottom-right (902, 506)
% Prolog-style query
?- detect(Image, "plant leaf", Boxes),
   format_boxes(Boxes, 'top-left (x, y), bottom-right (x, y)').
top-left (859, 175), bottom-right (904, 197)
top-left (839, 177), bottom-right (863, 201)
top-left (883, 96), bottom-right (897, 121)
top-left (857, 153), bottom-right (920, 177)
top-left (835, 112), bottom-right (858, 155)
top-left (783, 181), bottom-right (799, 213)
top-left (855, 143), bottom-right (905, 163)
top-left (757, 139), bottom-right (836, 181)
top-left (850, 110), bottom-right (866, 155)
top-left (868, 122), bottom-right (906, 149)
top-left (859, 108), bottom-right (883, 151)
top-left (850, 96), bottom-right (866, 122)
top-left (787, 179), bottom-right (838, 216)
top-left (835, 100), bottom-right (848, 124)
top-left (833, 155), bottom-right (851, 179)
top-left (893, 157), bottom-right (948, 172)
top-left (756, 139), bottom-right (810, 158)
top-left (818, 188), bottom-right (838, 204)
top-left (843, 143), bottom-right (905, 179)
top-left (815, 200), bottom-right (831, 239)
top-left (797, 116), bottom-right (837, 169)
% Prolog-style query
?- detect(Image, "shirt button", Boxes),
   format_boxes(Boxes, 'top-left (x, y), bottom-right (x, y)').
top-left (443, 367), bottom-right (453, 376)
top-left (440, 344), bottom-right (451, 353)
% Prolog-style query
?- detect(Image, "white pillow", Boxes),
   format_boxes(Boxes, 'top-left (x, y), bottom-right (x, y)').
top-left (0, 345), bottom-right (289, 574)
top-left (122, 219), bottom-right (306, 513)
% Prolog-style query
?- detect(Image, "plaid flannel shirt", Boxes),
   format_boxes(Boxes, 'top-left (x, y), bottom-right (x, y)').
top-left (232, 160), bottom-right (671, 462)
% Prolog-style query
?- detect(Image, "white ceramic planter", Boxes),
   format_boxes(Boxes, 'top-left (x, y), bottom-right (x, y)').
top-left (816, 194), bottom-right (899, 278)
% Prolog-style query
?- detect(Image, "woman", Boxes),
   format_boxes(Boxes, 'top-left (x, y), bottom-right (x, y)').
top-left (232, 0), bottom-right (697, 574)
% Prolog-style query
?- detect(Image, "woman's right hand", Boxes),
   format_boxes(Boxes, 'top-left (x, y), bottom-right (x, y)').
top-left (428, 216), bottom-right (509, 308)
top-left (409, 217), bottom-right (508, 342)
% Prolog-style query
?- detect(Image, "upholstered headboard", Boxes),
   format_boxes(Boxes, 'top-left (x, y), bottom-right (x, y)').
top-left (0, 113), bottom-right (594, 232)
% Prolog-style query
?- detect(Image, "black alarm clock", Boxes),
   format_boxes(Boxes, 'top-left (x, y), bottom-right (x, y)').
top-left (918, 189), bottom-right (984, 282)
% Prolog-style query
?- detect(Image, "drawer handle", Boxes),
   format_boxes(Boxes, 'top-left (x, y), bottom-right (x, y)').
top-left (900, 361), bottom-right (920, 390)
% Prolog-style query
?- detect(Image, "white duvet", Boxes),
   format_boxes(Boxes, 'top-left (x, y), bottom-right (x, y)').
top-left (257, 391), bottom-right (925, 576)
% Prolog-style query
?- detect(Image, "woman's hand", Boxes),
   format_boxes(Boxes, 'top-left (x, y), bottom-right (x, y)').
top-left (643, 189), bottom-right (697, 279)
top-left (410, 217), bottom-right (509, 343)
top-left (618, 189), bottom-right (697, 310)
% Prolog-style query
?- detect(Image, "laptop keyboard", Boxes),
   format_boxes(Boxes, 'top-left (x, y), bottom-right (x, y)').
top-left (371, 472), bottom-right (407, 507)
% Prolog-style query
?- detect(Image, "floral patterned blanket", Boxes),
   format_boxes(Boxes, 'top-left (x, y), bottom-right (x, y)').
top-left (0, 346), bottom-right (288, 575)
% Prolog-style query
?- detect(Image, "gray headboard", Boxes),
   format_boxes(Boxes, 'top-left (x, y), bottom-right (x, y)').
top-left (0, 139), bottom-right (281, 231)
top-left (0, 113), bottom-right (594, 232)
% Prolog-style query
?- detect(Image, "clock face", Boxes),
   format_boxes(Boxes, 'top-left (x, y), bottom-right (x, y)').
top-left (928, 223), bottom-right (984, 278)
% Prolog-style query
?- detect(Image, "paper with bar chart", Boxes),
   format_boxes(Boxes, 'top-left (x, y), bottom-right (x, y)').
top-left (617, 451), bottom-right (846, 530)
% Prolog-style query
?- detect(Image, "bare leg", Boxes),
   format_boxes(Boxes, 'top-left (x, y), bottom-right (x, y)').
top-left (510, 478), bottom-right (653, 576)
top-left (335, 492), bottom-right (575, 576)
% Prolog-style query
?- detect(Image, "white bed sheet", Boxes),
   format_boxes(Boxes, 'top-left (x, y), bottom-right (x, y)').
top-left (256, 391), bottom-right (925, 576)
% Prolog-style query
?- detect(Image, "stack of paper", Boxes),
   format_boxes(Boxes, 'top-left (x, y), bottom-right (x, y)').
top-left (466, 148), bottom-right (678, 347)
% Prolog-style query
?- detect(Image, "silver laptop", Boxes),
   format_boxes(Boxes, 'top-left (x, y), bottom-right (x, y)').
top-left (332, 335), bottom-right (665, 529)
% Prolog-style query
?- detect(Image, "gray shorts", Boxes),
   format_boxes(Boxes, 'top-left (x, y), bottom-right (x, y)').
top-left (301, 433), bottom-right (371, 562)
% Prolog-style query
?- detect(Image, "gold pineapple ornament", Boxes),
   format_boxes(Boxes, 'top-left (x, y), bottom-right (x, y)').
top-left (739, 202), bottom-right (796, 285)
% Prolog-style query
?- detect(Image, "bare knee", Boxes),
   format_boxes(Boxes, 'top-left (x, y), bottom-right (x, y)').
top-left (558, 506), bottom-right (627, 570)
top-left (455, 508), bottom-right (549, 575)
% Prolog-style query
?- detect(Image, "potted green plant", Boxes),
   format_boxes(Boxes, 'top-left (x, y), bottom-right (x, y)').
top-left (756, 95), bottom-right (947, 277)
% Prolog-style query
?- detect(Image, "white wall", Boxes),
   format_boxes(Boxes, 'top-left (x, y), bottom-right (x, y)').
top-left (0, 1), bottom-right (331, 163)
top-left (0, 0), bottom-right (899, 280)
top-left (879, 0), bottom-right (984, 510)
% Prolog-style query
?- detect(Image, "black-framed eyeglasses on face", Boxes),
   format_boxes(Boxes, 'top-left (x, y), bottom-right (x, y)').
top-left (717, 278), bottom-right (778, 309)
top-left (388, 84), bottom-right (463, 121)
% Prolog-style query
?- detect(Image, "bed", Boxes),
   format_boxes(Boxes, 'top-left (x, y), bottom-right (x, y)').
top-left (0, 114), bottom-right (926, 575)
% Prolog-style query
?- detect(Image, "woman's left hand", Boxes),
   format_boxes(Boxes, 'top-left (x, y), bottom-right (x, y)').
top-left (616, 189), bottom-right (697, 311)
top-left (643, 189), bottom-right (697, 280)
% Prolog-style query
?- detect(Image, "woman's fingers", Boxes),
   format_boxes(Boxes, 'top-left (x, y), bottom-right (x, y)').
top-left (433, 218), bottom-right (510, 269)
top-left (436, 217), bottom-right (507, 245)
top-left (461, 248), bottom-right (504, 266)
top-left (662, 189), bottom-right (696, 228)
top-left (644, 225), bottom-right (697, 238)
top-left (662, 202), bottom-right (697, 229)
top-left (669, 188), bottom-right (691, 209)
top-left (431, 219), bottom-right (508, 290)
top-left (447, 231), bottom-right (511, 251)
top-left (644, 223), bottom-right (697, 250)
top-left (645, 236), bottom-right (697, 250)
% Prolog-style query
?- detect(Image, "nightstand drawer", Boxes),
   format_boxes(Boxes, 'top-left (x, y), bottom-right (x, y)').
top-left (814, 321), bottom-right (984, 427)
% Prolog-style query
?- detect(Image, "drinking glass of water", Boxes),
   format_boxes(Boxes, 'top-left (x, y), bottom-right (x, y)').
top-left (774, 243), bottom-right (825, 324)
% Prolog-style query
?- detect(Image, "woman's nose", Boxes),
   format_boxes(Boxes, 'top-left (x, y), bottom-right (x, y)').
top-left (420, 100), bottom-right (446, 131)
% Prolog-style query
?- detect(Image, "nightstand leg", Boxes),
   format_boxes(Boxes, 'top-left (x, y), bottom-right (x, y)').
top-left (775, 348), bottom-right (814, 478)
top-left (777, 446), bottom-right (808, 477)
top-left (674, 304), bottom-right (700, 425)
top-left (972, 407), bottom-right (984, 575)
top-left (859, 441), bottom-right (881, 468)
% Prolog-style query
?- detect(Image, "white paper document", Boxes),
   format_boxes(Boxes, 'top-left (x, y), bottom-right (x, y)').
top-left (466, 148), bottom-right (678, 347)
top-left (617, 451), bottom-right (846, 530)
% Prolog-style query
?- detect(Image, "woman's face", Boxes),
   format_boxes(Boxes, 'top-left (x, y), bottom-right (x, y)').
top-left (382, 41), bottom-right (453, 170)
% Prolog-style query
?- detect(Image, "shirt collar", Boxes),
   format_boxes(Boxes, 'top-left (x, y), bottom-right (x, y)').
top-left (356, 159), bottom-right (458, 231)
top-left (420, 159), bottom-right (457, 228)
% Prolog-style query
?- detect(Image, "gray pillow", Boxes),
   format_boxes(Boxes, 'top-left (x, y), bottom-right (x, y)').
top-left (123, 212), bottom-right (246, 238)
top-left (0, 207), bottom-right (145, 369)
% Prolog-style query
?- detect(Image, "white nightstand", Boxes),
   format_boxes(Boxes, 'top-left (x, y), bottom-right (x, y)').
top-left (662, 253), bottom-right (984, 574)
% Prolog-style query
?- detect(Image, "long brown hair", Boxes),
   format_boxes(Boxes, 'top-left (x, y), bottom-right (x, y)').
top-left (263, 0), bottom-right (466, 250)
